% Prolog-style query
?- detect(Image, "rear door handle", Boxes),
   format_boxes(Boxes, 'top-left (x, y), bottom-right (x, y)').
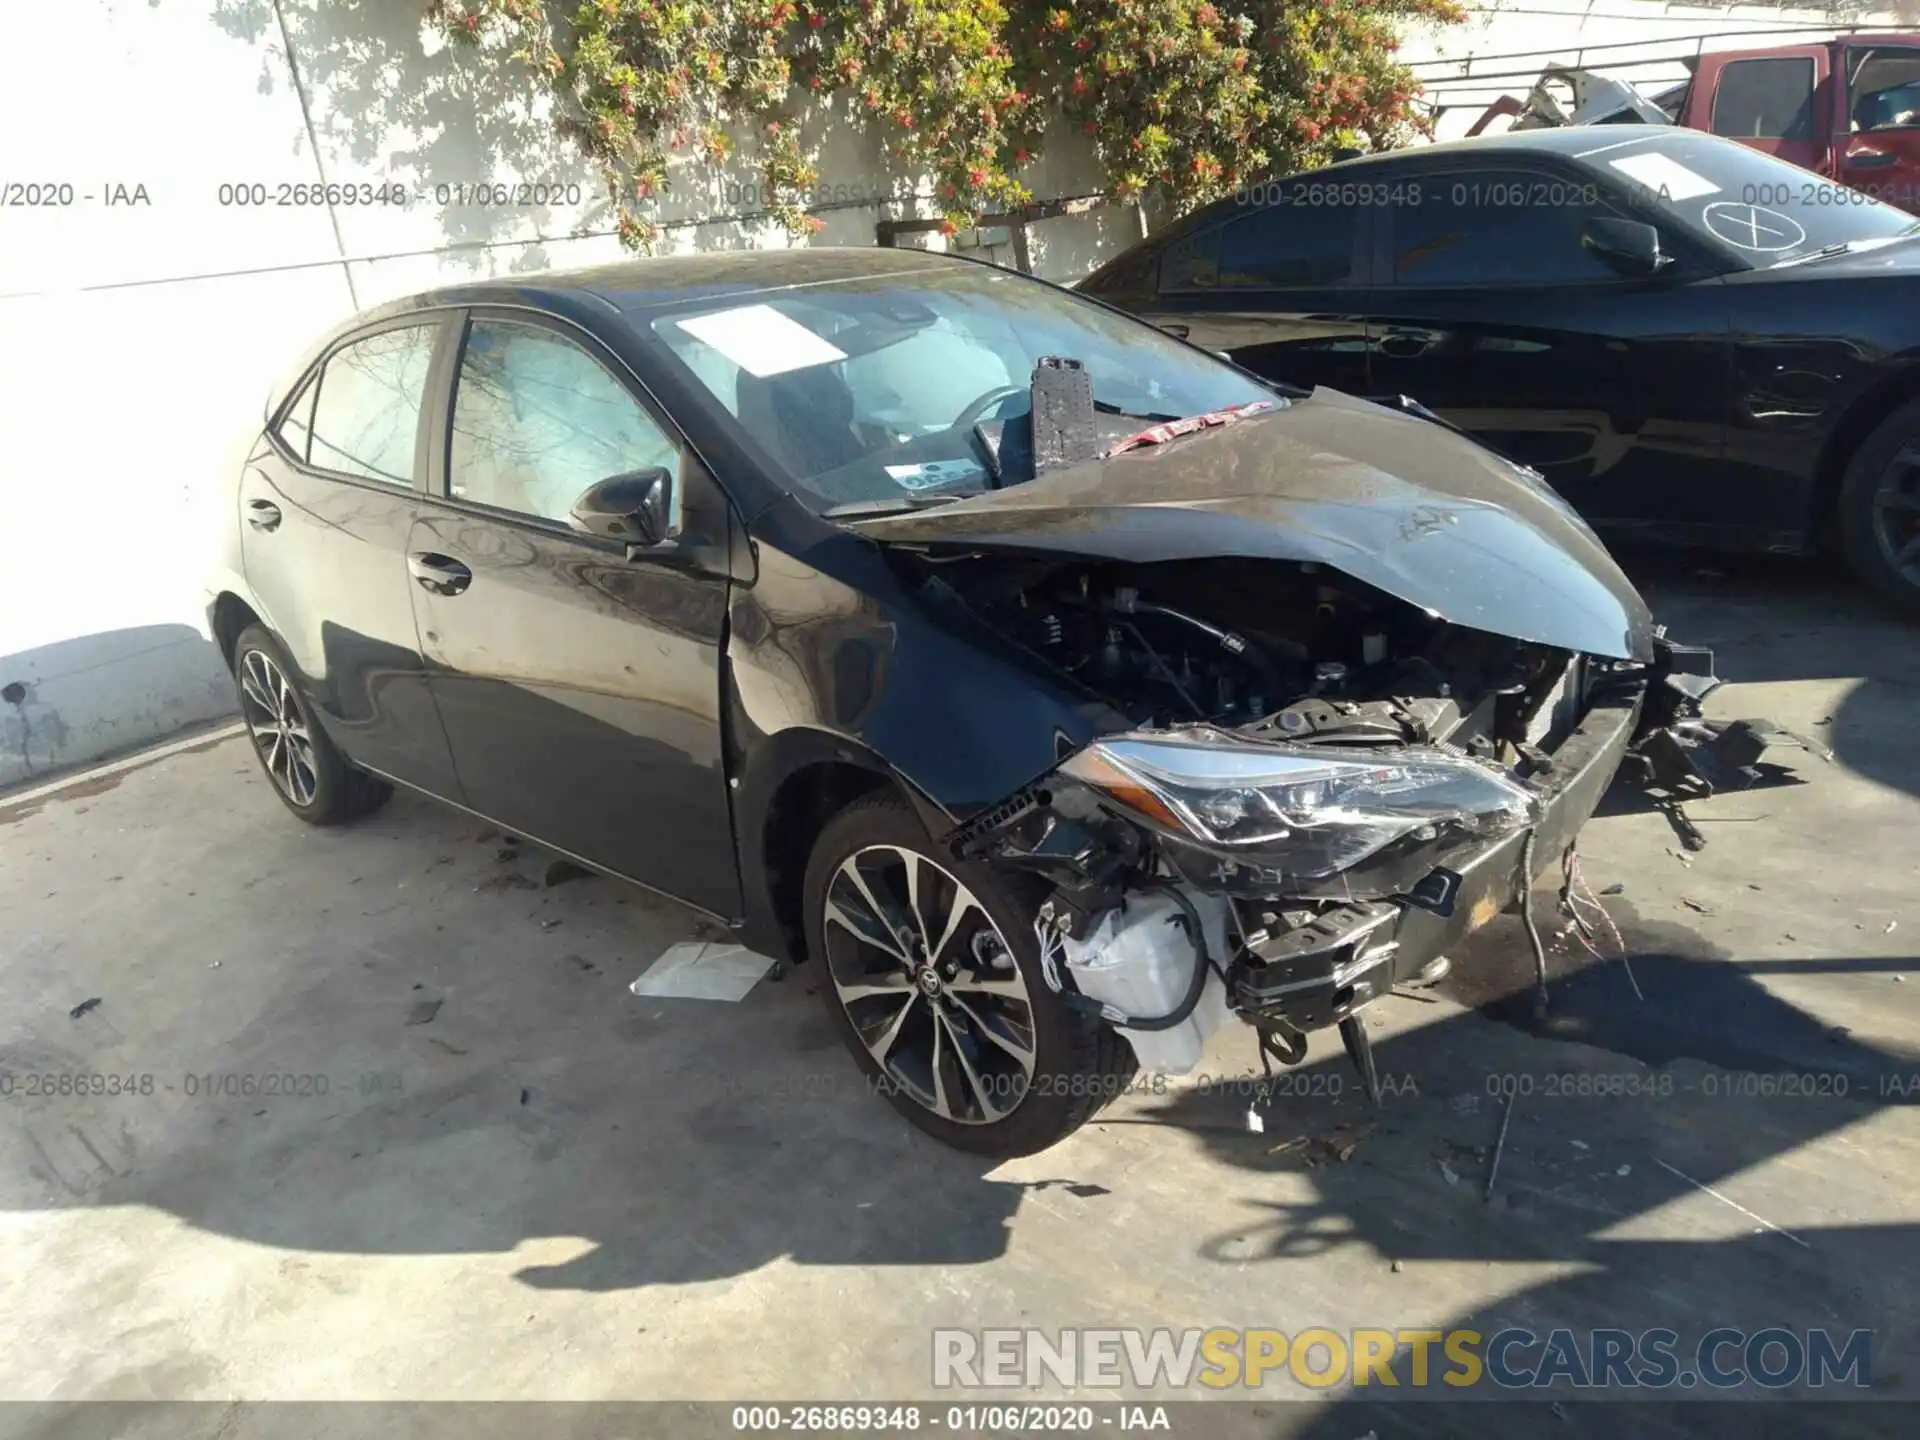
top-left (246, 499), bottom-right (282, 532)
top-left (1157, 321), bottom-right (1191, 339)
top-left (1847, 151), bottom-right (1898, 169)
top-left (408, 552), bottom-right (472, 596)
top-left (1379, 331), bottom-right (1437, 359)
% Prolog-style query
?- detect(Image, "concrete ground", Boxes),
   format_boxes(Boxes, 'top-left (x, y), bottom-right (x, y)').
top-left (1, 557), bottom-right (1916, 1433)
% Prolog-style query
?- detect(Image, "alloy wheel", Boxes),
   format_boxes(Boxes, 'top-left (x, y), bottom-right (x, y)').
top-left (238, 648), bottom-right (318, 807)
top-left (821, 844), bottom-right (1037, 1125)
top-left (1871, 440), bottom-right (1920, 587)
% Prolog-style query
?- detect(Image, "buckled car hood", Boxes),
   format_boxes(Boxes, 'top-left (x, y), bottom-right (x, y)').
top-left (854, 388), bottom-right (1654, 661)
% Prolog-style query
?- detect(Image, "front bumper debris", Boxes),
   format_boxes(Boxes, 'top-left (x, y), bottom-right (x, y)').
top-left (1619, 632), bottom-right (1830, 847)
top-left (956, 626), bottom-right (1823, 1105)
top-left (1229, 691), bottom-right (1641, 1033)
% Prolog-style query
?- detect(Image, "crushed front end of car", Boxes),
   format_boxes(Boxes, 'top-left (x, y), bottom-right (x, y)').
top-left (933, 567), bottom-right (1660, 1097)
top-left (857, 392), bottom-right (1820, 1099)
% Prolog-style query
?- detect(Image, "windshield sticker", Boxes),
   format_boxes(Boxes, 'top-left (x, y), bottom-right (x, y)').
top-left (884, 459), bottom-right (986, 491)
top-left (1700, 202), bottom-right (1807, 253)
top-left (1607, 152), bottom-right (1720, 202)
top-left (672, 304), bottom-right (847, 378)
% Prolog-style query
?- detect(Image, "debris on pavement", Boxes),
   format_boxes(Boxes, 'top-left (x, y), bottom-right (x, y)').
top-left (1484, 1090), bottom-right (1517, 1202)
top-left (1269, 1121), bottom-right (1378, 1167)
top-left (476, 872), bottom-right (538, 894)
top-left (405, 998), bottom-right (442, 1027)
top-left (629, 941), bottom-right (775, 1002)
top-left (68, 997), bottom-right (101, 1020)
top-left (1680, 897), bottom-right (1716, 915)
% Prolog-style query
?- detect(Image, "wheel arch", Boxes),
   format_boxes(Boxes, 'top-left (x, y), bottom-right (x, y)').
top-left (1812, 361), bottom-right (1920, 550)
top-left (209, 591), bottom-right (266, 671)
top-left (735, 729), bottom-right (955, 966)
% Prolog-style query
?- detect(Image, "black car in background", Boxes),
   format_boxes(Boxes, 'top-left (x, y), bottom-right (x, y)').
top-left (209, 249), bottom-right (1700, 1156)
top-left (1080, 126), bottom-right (1920, 616)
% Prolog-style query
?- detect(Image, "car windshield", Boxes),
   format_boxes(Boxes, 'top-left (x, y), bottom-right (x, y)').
top-left (647, 263), bottom-right (1277, 511)
top-left (1571, 130), bottom-right (1920, 266)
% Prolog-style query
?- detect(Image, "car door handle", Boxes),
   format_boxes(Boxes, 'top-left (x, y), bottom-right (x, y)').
top-left (1847, 151), bottom-right (1897, 169)
top-left (1157, 321), bottom-right (1191, 339)
top-left (1378, 332), bottom-right (1437, 359)
top-left (409, 552), bottom-right (472, 596)
top-left (246, 499), bottom-right (282, 532)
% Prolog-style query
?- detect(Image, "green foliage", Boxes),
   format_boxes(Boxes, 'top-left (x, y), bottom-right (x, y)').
top-left (427, 0), bottom-right (1461, 249)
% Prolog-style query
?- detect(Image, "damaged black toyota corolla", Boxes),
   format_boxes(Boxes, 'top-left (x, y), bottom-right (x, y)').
top-left (208, 249), bottom-right (1800, 1156)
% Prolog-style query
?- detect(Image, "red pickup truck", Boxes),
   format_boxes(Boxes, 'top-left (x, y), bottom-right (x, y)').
top-left (1474, 35), bottom-right (1920, 214)
top-left (1677, 35), bottom-right (1920, 212)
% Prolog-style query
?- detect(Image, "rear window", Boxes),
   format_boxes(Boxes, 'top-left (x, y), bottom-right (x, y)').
top-left (307, 325), bottom-right (438, 485)
top-left (1161, 187), bottom-right (1359, 291)
top-left (1078, 245), bottom-right (1159, 301)
top-left (1712, 57), bottom-right (1817, 141)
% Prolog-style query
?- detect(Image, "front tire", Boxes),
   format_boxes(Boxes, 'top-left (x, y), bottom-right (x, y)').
top-left (1837, 398), bottom-right (1920, 620)
top-left (802, 792), bottom-right (1132, 1156)
top-left (232, 624), bottom-right (391, 825)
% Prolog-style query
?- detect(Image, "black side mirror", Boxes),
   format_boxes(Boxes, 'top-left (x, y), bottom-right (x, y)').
top-left (1582, 217), bottom-right (1673, 277)
top-left (569, 468), bottom-right (672, 549)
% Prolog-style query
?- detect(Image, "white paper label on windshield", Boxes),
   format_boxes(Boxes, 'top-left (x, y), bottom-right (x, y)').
top-left (1606, 152), bottom-right (1720, 202)
top-left (885, 459), bottom-right (986, 491)
top-left (673, 304), bottom-right (846, 378)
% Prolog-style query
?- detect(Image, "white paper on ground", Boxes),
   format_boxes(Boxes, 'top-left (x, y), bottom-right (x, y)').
top-left (629, 941), bottom-right (775, 1002)
top-left (1606, 152), bottom-right (1720, 202)
top-left (672, 303), bottom-right (847, 378)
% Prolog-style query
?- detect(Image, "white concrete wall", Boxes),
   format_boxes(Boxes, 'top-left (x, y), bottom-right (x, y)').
top-left (0, 0), bottom-right (1122, 787)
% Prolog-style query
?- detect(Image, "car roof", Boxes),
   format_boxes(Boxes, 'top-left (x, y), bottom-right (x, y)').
top-left (1316, 123), bottom-right (1686, 173)
top-left (358, 246), bottom-right (973, 329)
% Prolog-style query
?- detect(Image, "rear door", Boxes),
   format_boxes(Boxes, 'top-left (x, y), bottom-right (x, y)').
top-left (1702, 48), bottom-right (1829, 173)
top-left (1119, 179), bottom-right (1376, 396)
top-left (1839, 41), bottom-right (1920, 215)
top-left (240, 316), bottom-right (461, 797)
top-left (1367, 160), bottom-right (1734, 535)
top-left (407, 309), bottom-right (741, 916)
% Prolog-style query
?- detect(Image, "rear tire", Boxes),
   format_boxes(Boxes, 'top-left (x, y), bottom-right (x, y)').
top-left (232, 624), bottom-right (392, 825)
top-left (802, 792), bottom-right (1133, 1156)
top-left (1837, 398), bottom-right (1920, 620)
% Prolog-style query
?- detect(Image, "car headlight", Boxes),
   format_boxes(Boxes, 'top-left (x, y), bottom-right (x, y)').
top-left (1057, 727), bottom-right (1539, 880)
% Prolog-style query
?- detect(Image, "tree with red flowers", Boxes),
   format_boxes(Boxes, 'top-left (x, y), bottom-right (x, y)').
top-left (429, 0), bottom-right (1461, 249)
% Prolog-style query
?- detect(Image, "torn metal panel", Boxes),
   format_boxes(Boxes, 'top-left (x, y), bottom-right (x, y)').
top-left (855, 388), bottom-right (1654, 662)
top-left (1621, 632), bottom-right (1832, 807)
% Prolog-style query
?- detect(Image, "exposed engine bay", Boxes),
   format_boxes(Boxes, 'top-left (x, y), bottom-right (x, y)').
top-left (918, 552), bottom-right (1592, 760)
top-left (904, 549), bottom-right (1816, 1099)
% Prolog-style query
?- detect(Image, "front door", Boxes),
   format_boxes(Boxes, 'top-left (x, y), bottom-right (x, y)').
top-left (1839, 43), bottom-right (1920, 215)
top-left (1704, 48), bottom-right (1829, 173)
top-left (407, 312), bottom-right (741, 917)
top-left (1366, 163), bottom-right (1733, 538)
top-left (239, 317), bottom-right (461, 796)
